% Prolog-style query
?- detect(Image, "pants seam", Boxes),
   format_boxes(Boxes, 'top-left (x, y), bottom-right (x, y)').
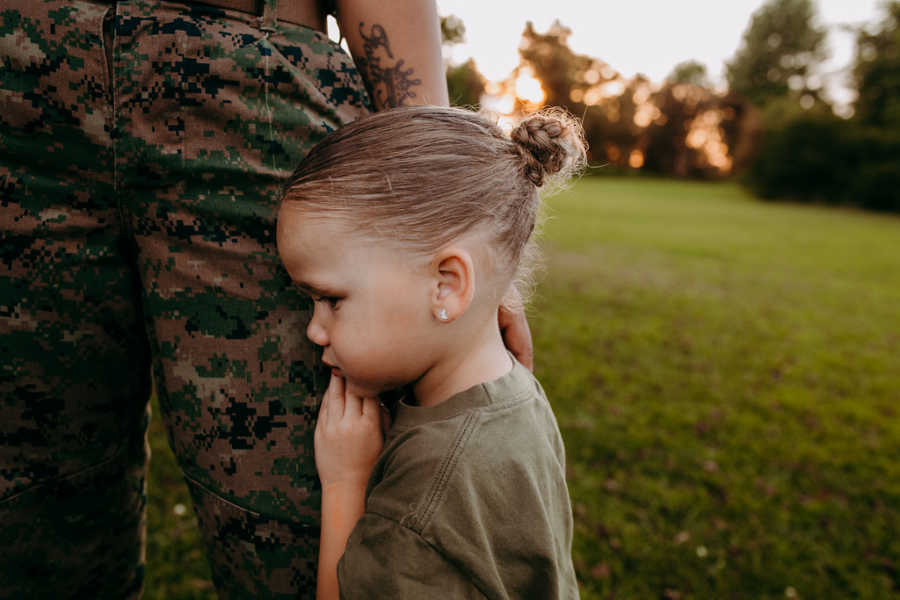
top-left (0, 445), bottom-right (129, 507)
top-left (182, 470), bottom-right (263, 519)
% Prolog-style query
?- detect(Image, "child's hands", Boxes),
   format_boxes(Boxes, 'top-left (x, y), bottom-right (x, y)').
top-left (314, 374), bottom-right (384, 490)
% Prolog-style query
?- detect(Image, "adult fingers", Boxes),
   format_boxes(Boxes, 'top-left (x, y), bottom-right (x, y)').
top-left (498, 304), bottom-right (534, 371)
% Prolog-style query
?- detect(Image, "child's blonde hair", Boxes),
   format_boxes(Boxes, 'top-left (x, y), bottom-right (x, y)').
top-left (281, 106), bottom-right (586, 309)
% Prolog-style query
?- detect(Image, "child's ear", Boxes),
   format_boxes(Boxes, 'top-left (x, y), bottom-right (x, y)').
top-left (431, 247), bottom-right (475, 323)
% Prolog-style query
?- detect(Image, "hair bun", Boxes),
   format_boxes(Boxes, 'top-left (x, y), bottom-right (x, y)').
top-left (511, 109), bottom-right (585, 187)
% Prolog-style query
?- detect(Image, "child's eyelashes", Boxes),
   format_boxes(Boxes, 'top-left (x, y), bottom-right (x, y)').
top-left (297, 285), bottom-right (343, 309)
top-left (313, 295), bottom-right (342, 309)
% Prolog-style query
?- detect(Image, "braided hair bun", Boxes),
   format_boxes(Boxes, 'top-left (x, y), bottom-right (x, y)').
top-left (511, 108), bottom-right (587, 188)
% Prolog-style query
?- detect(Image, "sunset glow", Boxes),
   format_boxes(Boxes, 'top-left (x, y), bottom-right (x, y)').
top-left (515, 67), bottom-right (546, 104)
top-left (686, 110), bottom-right (733, 172)
top-left (628, 149), bottom-right (645, 169)
top-left (469, 17), bottom-right (750, 177)
top-left (633, 102), bottom-right (662, 128)
top-left (582, 79), bottom-right (625, 105)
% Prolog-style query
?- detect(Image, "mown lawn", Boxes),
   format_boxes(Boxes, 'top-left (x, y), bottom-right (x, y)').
top-left (146, 177), bottom-right (900, 599)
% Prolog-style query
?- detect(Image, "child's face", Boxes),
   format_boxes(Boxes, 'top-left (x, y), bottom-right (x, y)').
top-left (277, 209), bottom-right (439, 398)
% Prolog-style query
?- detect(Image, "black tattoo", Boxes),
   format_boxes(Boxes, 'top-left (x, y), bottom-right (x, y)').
top-left (357, 22), bottom-right (422, 107)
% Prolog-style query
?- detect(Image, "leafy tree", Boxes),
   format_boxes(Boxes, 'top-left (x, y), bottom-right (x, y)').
top-left (726, 0), bottom-right (828, 108)
top-left (580, 79), bottom-right (644, 169)
top-left (440, 14), bottom-right (466, 46)
top-left (517, 20), bottom-right (594, 110)
top-left (718, 91), bottom-right (763, 173)
top-left (740, 2), bottom-right (900, 213)
top-left (438, 15), bottom-right (485, 107)
top-left (666, 60), bottom-right (710, 87)
top-left (516, 22), bottom-right (757, 179)
top-left (642, 84), bottom-right (757, 178)
top-left (642, 83), bottom-right (711, 177)
top-left (446, 59), bottom-right (485, 108)
top-left (517, 21), bottom-right (633, 165)
top-left (852, 1), bottom-right (900, 128)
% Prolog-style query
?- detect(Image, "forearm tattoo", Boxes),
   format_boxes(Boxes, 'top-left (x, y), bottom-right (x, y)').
top-left (357, 22), bottom-right (422, 107)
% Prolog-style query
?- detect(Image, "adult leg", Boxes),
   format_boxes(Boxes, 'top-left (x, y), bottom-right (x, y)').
top-left (0, 1), bottom-right (150, 597)
top-left (111, 2), bottom-right (370, 597)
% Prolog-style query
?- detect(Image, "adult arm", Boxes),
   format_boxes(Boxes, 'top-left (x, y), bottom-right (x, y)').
top-left (336, 0), bottom-right (449, 108)
top-left (499, 305), bottom-right (534, 371)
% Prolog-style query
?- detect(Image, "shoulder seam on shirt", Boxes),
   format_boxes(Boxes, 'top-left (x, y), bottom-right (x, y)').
top-left (360, 512), bottom-right (492, 599)
top-left (405, 408), bottom-right (480, 534)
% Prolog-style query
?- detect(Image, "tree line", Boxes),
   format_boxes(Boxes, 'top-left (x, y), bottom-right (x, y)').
top-left (443, 0), bottom-right (900, 213)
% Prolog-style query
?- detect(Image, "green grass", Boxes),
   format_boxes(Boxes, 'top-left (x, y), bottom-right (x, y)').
top-left (532, 178), bottom-right (900, 599)
top-left (146, 177), bottom-right (900, 598)
top-left (146, 396), bottom-right (215, 599)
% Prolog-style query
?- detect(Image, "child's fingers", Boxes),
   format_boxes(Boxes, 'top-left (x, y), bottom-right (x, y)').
top-left (317, 380), bottom-right (331, 425)
top-left (342, 386), bottom-right (363, 416)
top-left (324, 373), bottom-right (345, 419)
top-left (361, 396), bottom-right (379, 418)
top-left (379, 403), bottom-right (392, 437)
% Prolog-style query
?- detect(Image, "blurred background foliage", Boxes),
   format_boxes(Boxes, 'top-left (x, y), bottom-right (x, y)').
top-left (442, 0), bottom-right (900, 212)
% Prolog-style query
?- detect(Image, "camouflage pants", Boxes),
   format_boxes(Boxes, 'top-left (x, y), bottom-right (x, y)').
top-left (0, 1), bottom-right (370, 597)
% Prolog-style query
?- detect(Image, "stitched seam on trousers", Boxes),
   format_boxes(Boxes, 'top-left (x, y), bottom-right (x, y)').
top-left (262, 34), bottom-right (276, 171)
top-left (0, 445), bottom-right (128, 507)
top-left (181, 470), bottom-right (264, 519)
top-left (181, 472), bottom-right (319, 529)
top-left (102, 6), bottom-right (122, 228)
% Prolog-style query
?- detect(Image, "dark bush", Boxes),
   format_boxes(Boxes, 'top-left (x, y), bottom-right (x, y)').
top-left (744, 112), bottom-right (900, 212)
top-left (853, 161), bottom-right (900, 212)
top-left (746, 114), bottom-right (852, 203)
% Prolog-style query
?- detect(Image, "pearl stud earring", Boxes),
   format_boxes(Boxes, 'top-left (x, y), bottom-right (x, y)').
top-left (438, 308), bottom-right (449, 321)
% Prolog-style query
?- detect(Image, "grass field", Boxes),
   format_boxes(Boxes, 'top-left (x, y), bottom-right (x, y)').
top-left (145, 177), bottom-right (900, 598)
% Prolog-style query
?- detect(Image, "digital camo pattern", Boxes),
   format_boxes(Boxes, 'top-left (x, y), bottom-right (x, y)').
top-left (0, 0), bottom-right (371, 597)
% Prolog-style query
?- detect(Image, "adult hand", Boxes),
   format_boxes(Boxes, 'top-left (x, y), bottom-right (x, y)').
top-left (498, 305), bottom-right (534, 372)
top-left (314, 374), bottom-right (384, 490)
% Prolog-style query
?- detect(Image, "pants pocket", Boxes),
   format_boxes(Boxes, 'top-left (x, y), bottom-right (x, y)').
top-left (184, 476), bottom-right (320, 600)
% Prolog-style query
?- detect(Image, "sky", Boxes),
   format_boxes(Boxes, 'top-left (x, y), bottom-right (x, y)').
top-left (434, 0), bottom-right (886, 108)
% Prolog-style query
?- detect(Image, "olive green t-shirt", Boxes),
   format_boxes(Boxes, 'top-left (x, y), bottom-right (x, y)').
top-left (337, 358), bottom-right (579, 599)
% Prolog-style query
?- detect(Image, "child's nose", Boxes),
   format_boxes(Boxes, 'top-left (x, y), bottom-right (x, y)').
top-left (306, 311), bottom-right (329, 347)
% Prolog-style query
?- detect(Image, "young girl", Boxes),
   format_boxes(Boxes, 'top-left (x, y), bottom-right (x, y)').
top-left (276, 106), bottom-right (585, 599)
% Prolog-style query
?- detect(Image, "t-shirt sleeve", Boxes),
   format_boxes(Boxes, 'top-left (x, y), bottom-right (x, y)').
top-left (337, 512), bottom-right (487, 600)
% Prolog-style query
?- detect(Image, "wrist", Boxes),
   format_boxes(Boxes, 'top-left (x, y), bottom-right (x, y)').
top-left (321, 477), bottom-right (369, 496)
top-left (317, 479), bottom-right (368, 600)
